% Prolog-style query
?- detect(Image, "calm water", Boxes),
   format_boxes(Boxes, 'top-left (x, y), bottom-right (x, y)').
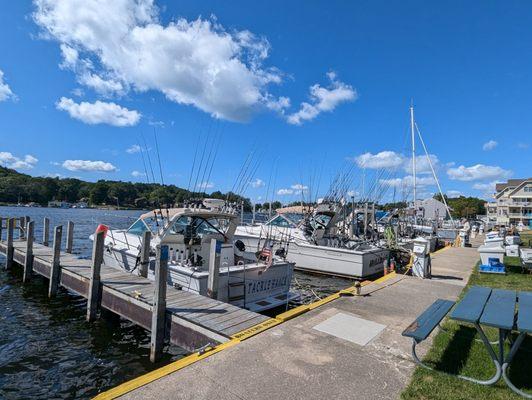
top-left (0, 206), bottom-right (353, 399)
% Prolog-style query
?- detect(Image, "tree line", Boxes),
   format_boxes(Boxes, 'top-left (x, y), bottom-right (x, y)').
top-left (0, 166), bottom-right (253, 210)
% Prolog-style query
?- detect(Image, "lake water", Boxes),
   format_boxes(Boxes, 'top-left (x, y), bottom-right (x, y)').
top-left (0, 206), bottom-right (353, 399)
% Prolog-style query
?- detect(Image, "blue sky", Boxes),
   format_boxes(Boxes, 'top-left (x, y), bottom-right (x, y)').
top-left (0, 0), bottom-right (530, 204)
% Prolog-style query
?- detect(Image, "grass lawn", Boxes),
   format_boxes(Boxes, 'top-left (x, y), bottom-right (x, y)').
top-left (401, 256), bottom-right (532, 400)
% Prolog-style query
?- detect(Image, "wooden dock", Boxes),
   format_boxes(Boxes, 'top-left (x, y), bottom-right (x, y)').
top-left (0, 216), bottom-right (270, 361)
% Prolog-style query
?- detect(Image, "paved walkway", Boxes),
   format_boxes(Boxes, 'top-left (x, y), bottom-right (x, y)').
top-left (122, 242), bottom-right (481, 400)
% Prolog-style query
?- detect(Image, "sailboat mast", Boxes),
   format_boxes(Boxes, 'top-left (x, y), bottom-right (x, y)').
top-left (410, 104), bottom-right (416, 204)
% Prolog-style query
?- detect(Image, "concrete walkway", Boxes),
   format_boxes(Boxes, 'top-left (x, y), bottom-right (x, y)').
top-left (122, 243), bottom-right (481, 400)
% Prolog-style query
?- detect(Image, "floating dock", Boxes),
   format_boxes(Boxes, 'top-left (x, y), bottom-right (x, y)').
top-left (0, 216), bottom-right (271, 360)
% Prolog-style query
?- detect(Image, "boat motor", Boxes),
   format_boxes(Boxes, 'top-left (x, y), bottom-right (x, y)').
top-left (412, 237), bottom-right (431, 279)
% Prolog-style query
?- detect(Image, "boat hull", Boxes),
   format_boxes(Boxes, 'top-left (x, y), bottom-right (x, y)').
top-left (235, 234), bottom-right (389, 278)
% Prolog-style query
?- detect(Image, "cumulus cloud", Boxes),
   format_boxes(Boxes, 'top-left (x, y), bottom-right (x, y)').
top-left (62, 159), bottom-right (117, 172)
top-left (56, 97), bottom-right (140, 126)
top-left (277, 188), bottom-right (294, 195)
top-left (126, 144), bottom-right (141, 154)
top-left (0, 152), bottom-right (38, 169)
top-left (0, 70), bottom-right (15, 101)
top-left (250, 178), bottom-right (265, 188)
top-left (287, 72), bottom-right (356, 125)
top-left (354, 150), bottom-right (439, 174)
top-left (380, 175), bottom-right (436, 188)
top-left (196, 181), bottom-right (214, 190)
top-left (291, 183), bottom-right (309, 193)
top-left (447, 164), bottom-right (512, 182)
top-left (447, 190), bottom-right (462, 198)
top-left (131, 170), bottom-right (146, 177)
top-left (482, 140), bottom-right (498, 151)
top-left (33, 0), bottom-right (288, 122)
top-left (356, 151), bottom-right (404, 169)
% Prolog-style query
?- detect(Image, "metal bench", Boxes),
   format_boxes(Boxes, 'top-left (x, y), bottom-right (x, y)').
top-left (402, 299), bottom-right (455, 370)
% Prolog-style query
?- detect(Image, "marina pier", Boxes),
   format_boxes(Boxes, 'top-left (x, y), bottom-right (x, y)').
top-left (0, 216), bottom-right (271, 361)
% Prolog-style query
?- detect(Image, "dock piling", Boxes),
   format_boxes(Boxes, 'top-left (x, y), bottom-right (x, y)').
top-left (150, 244), bottom-right (168, 363)
top-left (6, 218), bottom-right (14, 270)
top-left (0, 217), bottom-right (3, 241)
top-left (19, 216), bottom-right (25, 239)
top-left (86, 230), bottom-right (105, 322)
top-left (139, 230), bottom-right (151, 278)
top-left (48, 225), bottom-right (63, 297)
top-left (43, 217), bottom-right (50, 246)
top-left (207, 238), bottom-right (220, 299)
top-left (66, 221), bottom-right (74, 254)
top-left (23, 221), bottom-right (34, 283)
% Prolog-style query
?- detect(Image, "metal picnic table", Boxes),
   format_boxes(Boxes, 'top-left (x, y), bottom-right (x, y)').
top-left (449, 286), bottom-right (532, 398)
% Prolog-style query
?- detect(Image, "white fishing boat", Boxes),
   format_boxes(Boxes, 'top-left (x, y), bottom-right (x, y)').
top-left (90, 199), bottom-right (297, 312)
top-left (234, 204), bottom-right (389, 278)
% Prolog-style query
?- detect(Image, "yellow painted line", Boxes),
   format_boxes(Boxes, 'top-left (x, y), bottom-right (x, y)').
top-left (371, 270), bottom-right (397, 284)
top-left (93, 339), bottom-right (240, 400)
top-left (230, 318), bottom-right (282, 340)
top-left (93, 272), bottom-right (393, 399)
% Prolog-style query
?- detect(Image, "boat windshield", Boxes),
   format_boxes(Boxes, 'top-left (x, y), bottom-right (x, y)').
top-left (127, 217), bottom-right (164, 236)
top-left (267, 215), bottom-right (297, 228)
top-left (310, 213), bottom-right (332, 229)
top-left (168, 215), bottom-right (231, 238)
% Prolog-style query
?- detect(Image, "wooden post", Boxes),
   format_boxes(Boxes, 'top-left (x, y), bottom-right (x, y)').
top-left (207, 239), bottom-right (220, 299)
top-left (86, 230), bottom-right (105, 322)
top-left (139, 230), bottom-right (151, 278)
top-left (0, 216), bottom-right (3, 241)
top-left (19, 216), bottom-right (25, 239)
top-left (43, 217), bottom-right (50, 246)
top-left (23, 221), bottom-right (34, 283)
top-left (5, 218), bottom-right (14, 270)
top-left (150, 244), bottom-right (168, 363)
top-left (66, 221), bottom-right (74, 254)
top-left (48, 226), bottom-right (62, 298)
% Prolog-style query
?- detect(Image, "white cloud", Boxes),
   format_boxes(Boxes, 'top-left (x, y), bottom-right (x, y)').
top-left (0, 152), bottom-right (39, 170)
top-left (404, 154), bottom-right (440, 174)
top-left (33, 0), bottom-right (288, 122)
top-left (0, 70), bottom-right (15, 101)
top-left (447, 164), bottom-right (512, 181)
top-left (518, 142), bottom-right (529, 149)
top-left (287, 72), bottom-right (356, 125)
top-left (250, 178), bottom-right (265, 188)
top-left (290, 183), bottom-right (309, 193)
top-left (447, 190), bottom-right (462, 198)
top-left (131, 170), bottom-right (146, 177)
top-left (356, 151), bottom-right (404, 169)
top-left (277, 188), bottom-right (294, 195)
top-left (482, 140), bottom-right (498, 151)
top-left (196, 181), bottom-right (214, 190)
top-left (62, 159), bottom-right (117, 172)
top-left (56, 97), bottom-right (140, 126)
top-left (380, 175), bottom-right (436, 188)
top-left (472, 181), bottom-right (497, 191)
top-left (126, 144), bottom-right (141, 154)
top-left (354, 150), bottom-right (439, 174)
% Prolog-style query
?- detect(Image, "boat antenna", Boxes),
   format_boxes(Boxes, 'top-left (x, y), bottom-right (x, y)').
top-left (137, 137), bottom-right (150, 184)
top-left (153, 128), bottom-right (165, 186)
top-left (141, 133), bottom-right (156, 183)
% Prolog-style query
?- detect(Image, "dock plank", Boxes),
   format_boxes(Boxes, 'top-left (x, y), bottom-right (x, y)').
top-left (0, 237), bottom-right (268, 352)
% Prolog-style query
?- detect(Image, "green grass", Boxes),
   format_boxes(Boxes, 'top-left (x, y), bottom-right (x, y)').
top-left (401, 256), bottom-right (532, 400)
top-left (521, 231), bottom-right (532, 248)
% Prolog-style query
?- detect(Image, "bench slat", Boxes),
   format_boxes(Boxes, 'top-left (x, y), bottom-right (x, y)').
top-left (517, 291), bottom-right (532, 334)
top-left (450, 286), bottom-right (491, 323)
top-left (402, 299), bottom-right (455, 341)
top-left (479, 289), bottom-right (516, 330)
